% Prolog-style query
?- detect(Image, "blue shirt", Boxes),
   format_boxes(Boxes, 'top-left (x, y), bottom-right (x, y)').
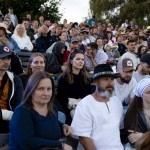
top-left (9, 104), bottom-right (62, 150)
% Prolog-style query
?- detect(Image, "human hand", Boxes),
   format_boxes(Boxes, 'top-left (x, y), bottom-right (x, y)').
top-left (128, 130), bottom-right (143, 143)
top-left (85, 52), bottom-right (93, 59)
top-left (62, 143), bottom-right (72, 150)
top-left (63, 124), bottom-right (73, 136)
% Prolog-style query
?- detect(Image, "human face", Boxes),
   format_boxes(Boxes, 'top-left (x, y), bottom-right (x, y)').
top-left (140, 62), bottom-right (150, 75)
top-left (141, 46), bottom-right (147, 55)
top-left (96, 39), bottom-right (103, 47)
top-left (0, 56), bottom-right (11, 72)
top-left (23, 21), bottom-right (29, 29)
top-left (143, 86), bottom-right (150, 105)
top-left (61, 48), bottom-right (66, 54)
top-left (56, 26), bottom-right (62, 35)
top-left (86, 46), bottom-right (97, 57)
top-left (30, 56), bottom-right (45, 73)
top-left (72, 53), bottom-right (84, 70)
top-left (0, 27), bottom-right (5, 36)
top-left (119, 68), bottom-right (134, 83)
top-left (70, 42), bottom-right (78, 49)
top-left (17, 25), bottom-right (25, 35)
top-left (127, 42), bottom-right (136, 53)
top-left (59, 32), bottom-right (67, 42)
top-left (95, 77), bottom-right (114, 96)
top-left (32, 78), bottom-right (52, 106)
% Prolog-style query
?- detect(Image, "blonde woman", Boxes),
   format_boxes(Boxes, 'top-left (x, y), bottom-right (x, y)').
top-left (11, 24), bottom-right (33, 51)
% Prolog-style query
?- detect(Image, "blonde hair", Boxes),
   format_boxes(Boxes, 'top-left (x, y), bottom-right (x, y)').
top-left (14, 24), bottom-right (27, 37)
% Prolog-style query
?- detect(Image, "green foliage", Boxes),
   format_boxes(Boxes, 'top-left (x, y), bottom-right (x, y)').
top-left (89, 0), bottom-right (150, 25)
top-left (0, 0), bottom-right (62, 22)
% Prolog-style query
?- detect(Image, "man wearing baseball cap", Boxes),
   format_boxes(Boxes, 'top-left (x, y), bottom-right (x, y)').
top-left (133, 53), bottom-right (150, 83)
top-left (0, 44), bottom-right (23, 148)
top-left (114, 58), bottom-right (137, 106)
top-left (72, 64), bottom-right (123, 150)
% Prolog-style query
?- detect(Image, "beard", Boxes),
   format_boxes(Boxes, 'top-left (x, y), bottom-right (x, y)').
top-left (96, 86), bottom-right (114, 98)
top-left (120, 76), bottom-right (131, 84)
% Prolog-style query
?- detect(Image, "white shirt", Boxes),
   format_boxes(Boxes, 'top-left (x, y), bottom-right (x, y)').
top-left (71, 95), bottom-right (124, 150)
top-left (11, 34), bottom-right (33, 51)
top-left (121, 52), bottom-right (140, 69)
top-left (114, 78), bottom-right (137, 104)
top-left (82, 38), bottom-right (91, 46)
top-left (85, 50), bottom-right (108, 71)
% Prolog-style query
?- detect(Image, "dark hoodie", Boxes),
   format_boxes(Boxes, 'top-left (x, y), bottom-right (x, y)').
top-left (45, 42), bottom-right (66, 74)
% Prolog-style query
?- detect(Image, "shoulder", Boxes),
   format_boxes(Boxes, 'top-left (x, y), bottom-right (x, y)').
top-left (14, 104), bottom-right (30, 115)
top-left (130, 77), bottom-right (137, 86)
top-left (110, 96), bottom-right (123, 109)
top-left (58, 74), bottom-right (67, 82)
top-left (77, 95), bottom-right (93, 107)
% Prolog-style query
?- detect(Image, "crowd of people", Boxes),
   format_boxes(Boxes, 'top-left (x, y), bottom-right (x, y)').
top-left (0, 6), bottom-right (150, 150)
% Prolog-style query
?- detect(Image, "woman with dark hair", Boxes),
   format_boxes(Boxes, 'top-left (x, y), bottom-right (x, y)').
top-left (9, 71), bottom-right (73, 150)
top-left (19, 52), bottom-right (45, 88)
top-left (45, 41), bottom-right (67, 74)
top-left (137, 45), bottom-right (148, 59)
top-left (123, 78), bottom-right (150, 150)
top-left (57, 49), bottom-right (91, 124)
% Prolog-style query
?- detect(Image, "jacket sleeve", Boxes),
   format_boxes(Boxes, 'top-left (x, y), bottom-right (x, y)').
top-left (9, 38), bottom-right (21, 53)
top-left (10, 106), bottom-right (62, 149)
top-left (11, 75), bottom-right (24, 110)
top-left (35, 37), bottom-right (45, 53)
top-left (45, 54), bottom-right (62, 74)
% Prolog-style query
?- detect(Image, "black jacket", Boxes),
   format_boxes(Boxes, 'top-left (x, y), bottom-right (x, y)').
top-left (0, 71), bottom-right (24, 133)
top-left (45, 42), bottom-right (66, 74)
top-left (57, 73), bottom-right (91, 124)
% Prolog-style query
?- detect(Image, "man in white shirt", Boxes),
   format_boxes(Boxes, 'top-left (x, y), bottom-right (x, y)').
top-left (114, 58), bottom-right (137, 107)
top-left (71, 64), bottom-right (123, 150)
top-left (133, 53), bottom-right (150, 83)
top-left (121, 40), bottom-right (140, 69)
top-left (84, 42), bottom-right (108, 71)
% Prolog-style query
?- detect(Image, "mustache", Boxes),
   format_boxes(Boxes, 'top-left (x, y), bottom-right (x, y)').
top-left (106, 86), bottom-right (114, 89)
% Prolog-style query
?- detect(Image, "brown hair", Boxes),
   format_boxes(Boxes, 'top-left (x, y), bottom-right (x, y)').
top-left (64, 49), bottom-right (89, 84)
top-left (124, 96), bottom-right (143, 131)
top-left (22, 71), bottom-right (55, 114)
top-left (26, 52), bottom-right (45, 76)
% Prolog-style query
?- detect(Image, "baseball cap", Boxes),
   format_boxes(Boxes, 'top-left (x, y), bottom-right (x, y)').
top-left (71, 37), bottom-right (78, 43)
top-left (140, 53), bottom-right (150, 66)
top-left (117, 58), bottom-right (134, 71)
top-left (0, 44), bottom-right (13, 58)
top-left (0, 22), bottom-right (11, 34)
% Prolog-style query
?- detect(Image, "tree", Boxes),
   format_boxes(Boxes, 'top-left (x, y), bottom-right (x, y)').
top-left (0, 0), bottom-right (62, 23)
top-left (89, 0), bottom-right (150, 26)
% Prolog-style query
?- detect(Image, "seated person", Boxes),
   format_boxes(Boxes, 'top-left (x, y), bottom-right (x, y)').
top-left (84, 42), bottom-right (108, 71)
top-left (9, 71), bottom-right (72, 150)
top-left (0, 44), bottom-right (23, 149)
top-left (105, 44), bottom-right (120, 65)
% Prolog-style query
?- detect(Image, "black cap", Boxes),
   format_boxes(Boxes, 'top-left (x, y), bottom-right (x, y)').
top-left (0, 44), bottom-right (13, 58)
top-left (140, 53), bottom-right (150, 66)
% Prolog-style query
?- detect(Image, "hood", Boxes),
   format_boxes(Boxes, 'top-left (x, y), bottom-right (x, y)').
top-left (52, 41), bottom-right (66, 57)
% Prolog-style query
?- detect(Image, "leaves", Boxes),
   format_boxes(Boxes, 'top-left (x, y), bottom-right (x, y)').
top-left (0, 0), bottom-right (62, 22)
top-left (89, 0), bottom-right (150, 25)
